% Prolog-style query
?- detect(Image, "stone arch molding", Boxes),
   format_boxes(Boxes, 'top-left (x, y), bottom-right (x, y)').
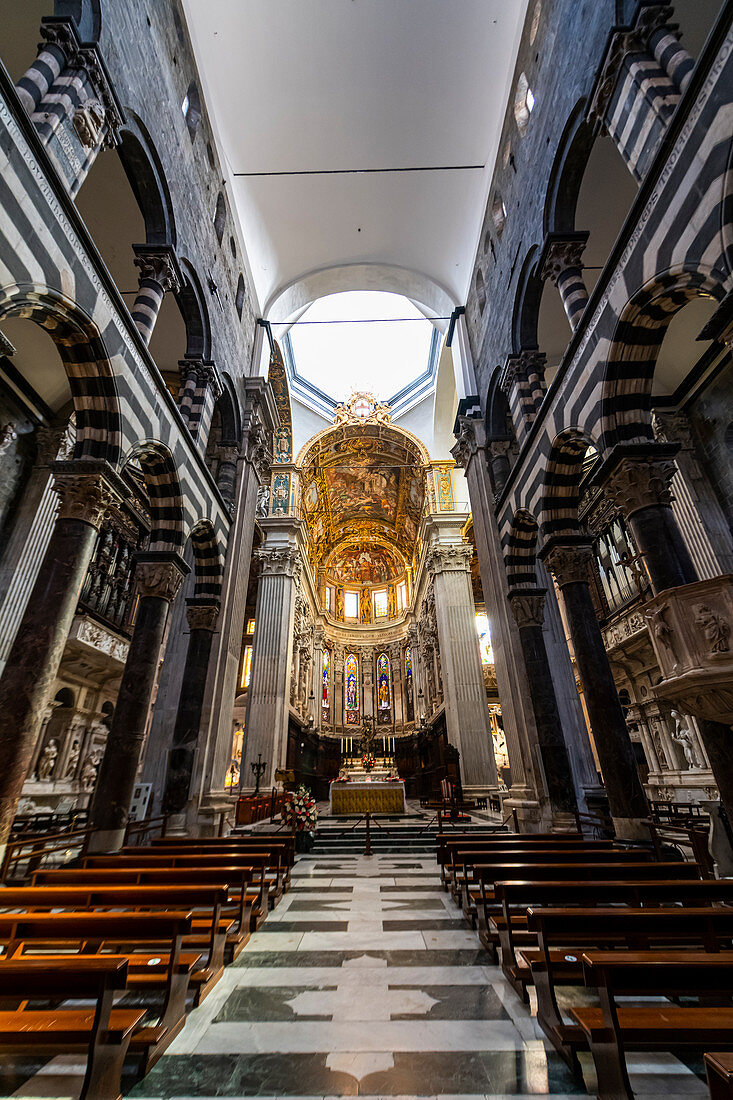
top-left (0, 283), bottom-right (122, 466)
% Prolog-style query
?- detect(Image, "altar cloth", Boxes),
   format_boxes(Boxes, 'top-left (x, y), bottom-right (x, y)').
top-left (329, 780), bottom-right (406, 815)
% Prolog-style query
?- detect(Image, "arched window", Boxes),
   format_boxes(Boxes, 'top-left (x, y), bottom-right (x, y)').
top-left (345, 653), bottom-right (359, 725)
top-left (476, 269), bottom-right (487, 314)
top-left (182, 80), bottom-right (202, 142)
top-left (322, 648), bottom-right (330, 722)
top-left (514, 72), bottom-right (535, 134)
top-left (214, 192), bottom-right (226, 244)
top-left (405, 647), bottom-right (414, 722)
top-left (491, 191), bottom-right (507, 236)
top-left (235, 274), bottom-right (246, 320)
top-left (377, 652), bottom-right (391, 723)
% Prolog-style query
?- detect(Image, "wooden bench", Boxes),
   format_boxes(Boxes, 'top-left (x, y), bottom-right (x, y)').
top-left (14, 881), bottom-right (231, 1003)
top-left (0, 911), bottom-right (195, 1072)
top-left (705, 1052), bottom-right (733, 1099)
top-left (148, 835), bottom-right (295, 890)
top-left (437, 836), bottom-right (611, 893)
top-left (435, 832), bottom-right (585, 888)
top-left (572, 951), bottom-right (733, 1099)
top-left (0, 956), bottom-right (141, 1100)
top-left (472, 863), bottom-right (699, 957)
top-left (455, 849), bottom-right (655, 922)
top-left (525, 907), bottom-right (733, 1073)
top-left (118, 848), bottom-right (284, 907)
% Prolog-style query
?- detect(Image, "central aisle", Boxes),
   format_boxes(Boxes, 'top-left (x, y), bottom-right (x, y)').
top-left (131, 852), bottom-right (589, 1098)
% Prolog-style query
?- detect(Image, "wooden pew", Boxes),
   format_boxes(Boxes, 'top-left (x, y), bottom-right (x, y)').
top-left (435, 832), bottom-right (586, 888)
top-left (437, 836), bottom-right (612, 892)
top-left (705, 1052), bottom-right (733, 1099)
top-left (0, 956), bottom-right (142, 1100)
top-left (572, 952), bottom-right (733, 1099)
top-left (12, 882), bottom-right (230, 1003)
top-left (473, 863), bottom-right (699, 958)
top-left (0, 911), bottom-right (195, 1072)
top-left (147, 835), bottom-right (295, 890)
top-left (454, 849), bottom-right (654, 922)
top-left (525, 907), bottom-right (733, 1072)
top-left (117, 848), bottom-right (283, 908)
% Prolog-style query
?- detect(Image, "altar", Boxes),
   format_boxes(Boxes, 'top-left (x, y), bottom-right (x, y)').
top-left (330, 779), bottom-right (406, 815)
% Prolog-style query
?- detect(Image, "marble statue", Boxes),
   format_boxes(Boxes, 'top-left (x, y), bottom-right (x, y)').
top-left (36, 739), bottom-right (59, 781)
top-left (670, 711), bottom-right (705, 770)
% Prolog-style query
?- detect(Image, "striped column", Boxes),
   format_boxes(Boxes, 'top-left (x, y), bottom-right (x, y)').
top-left (15, 22), bottom-right (73, 115)
top-left (215, 443), bottom-right (240, 509)
top-left (176, 361), bottom-right (222, 449)
top-left (541, 236), bottom-right (589, 331)
top-left (499, 351), bottom-right (547, 439)
top-left (649, 26), bottom-right (694, 93)
top-left (131, 247), bottom-right (181, 345)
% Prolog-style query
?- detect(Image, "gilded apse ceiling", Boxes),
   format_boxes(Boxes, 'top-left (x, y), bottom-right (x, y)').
top-left (300, 420), bottom-right (426, 574)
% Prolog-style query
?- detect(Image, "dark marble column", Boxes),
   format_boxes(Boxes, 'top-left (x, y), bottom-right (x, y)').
top-left (89, 552), bottom-right (188, 851)
top-left (162, 600), bottom-right (220, 818)
top-left (603, 450), bottom-right (697, 593)
top-left (543, 540), bottom-right (650, 838)
top-left (508, 588), bottom-right (578, 816)
top-left (0, 462), bottom-right (121, 855)
top-left (499, 353), bottom-right (547, 441)
top-left (131, 247), bottom-right (181, 346)
top-left (488, 439), bottom-right (511, 499)
top-left (603, 448), bottom-right (733, 821)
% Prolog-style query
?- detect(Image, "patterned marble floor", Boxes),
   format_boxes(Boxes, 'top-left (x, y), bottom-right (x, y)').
top-left (5, 853), bottom-right (709, 1098)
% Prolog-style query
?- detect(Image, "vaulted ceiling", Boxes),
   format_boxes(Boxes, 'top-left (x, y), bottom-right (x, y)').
top-left (181, 0), bottom-right (529, 317)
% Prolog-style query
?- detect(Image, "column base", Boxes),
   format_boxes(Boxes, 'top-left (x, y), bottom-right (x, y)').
top-left (501, 791), bottom-right (546, 832)
top-left (612, 817), bottom-right (653, 843)
top-left (87, 827), bottom-right (126, 853)
top-left (550, 810), bottom-right (581, 832)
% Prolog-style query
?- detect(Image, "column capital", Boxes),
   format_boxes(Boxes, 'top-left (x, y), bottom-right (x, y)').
top-left (215, 440), bottom-right (241, 466)
top-left (451, 414), bottom-right (484, 469)
top-left (602, 453), bottom-right (677, 517)
top-left (255, 544), bottom-right (301, 578)
top-left (651, 410), bottom-right (694, 450)
top-left (186, 600), bottom-right (220, 631)
top-left (50, 460), bottom-right (125, 527)
top-left (134, 552), bottom-right (189, 602)
top-left (425, 543), bottom-right (473, 576)
top-left (508, 588), bottom-right (547, 628)
top-left (542, 540), bottom-right (594, 588)
top-left (540, 233), bottom-right (589, 284)
top-left (41, 17), bottom-right (125, 145)
top-left (133, 245), bottom-right (182, 293)
top-left (489, 438), bottom-right (512, 460)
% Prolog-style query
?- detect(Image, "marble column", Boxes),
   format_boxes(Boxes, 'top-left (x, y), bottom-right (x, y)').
top-left (89, 552), bottom-right (188, 851)
top-left (648, 22), bottom-right (695, 93)
top-left (627, 704), bottom-right (662, 778)
top-left (427, 541), bottom-right (498, 795)
top-left (508, 588), bottom-right (578, 816)
top-left (499, 353), bottom-right (547, 440)
top-left (215, 443), bottom-right (240, 512)
top-left (488, 439), bottom-right (512, 499)
top-left (452, 416), bottom-right (545, 824)
top-left (131, 247), bottom-right (182, 345)
top-left (312, 626), bottom-right (325, 732)
top-left (541, 235), bottom-right (590, 331)
top-left (0, 461), bottom-right (122, 855)
top-left (162, 600), bottom-right (221, 819)
top-left (176, 361), bottom-right (222, 452)
top-left (390, 642), bottom-right (404, 730)
top-left (15, 21), bottom-right (73, 115)
top-left (543, 540), bottom-right (650, 838)
top-left (242, 528), bottom-right (302, 790)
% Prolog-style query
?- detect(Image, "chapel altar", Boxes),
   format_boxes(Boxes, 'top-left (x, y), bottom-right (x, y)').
top-left (329, 751), bottom-right (406, 815)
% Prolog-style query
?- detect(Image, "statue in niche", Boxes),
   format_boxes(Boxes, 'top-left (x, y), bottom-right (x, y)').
top-left (80, 752), bottom-right (101, 792)
top-left (0, 423), bottom-right (17, 457)
top-left (360, 587), bottom-right (371, 624)
top-left (695, 604), bottom-right (730, 654)
top-left (670, 711), bottom-right (705, 770)
top-left (335, 588), bottom-right (344, 621)
top-left (36, 739), bottom-right (59, 781)
top-left (388, 586), bottom-right (397, 618)
top-left (645, 605), bottom-right (678, 663)
top-left (64, 738), bottom-right (81, 780)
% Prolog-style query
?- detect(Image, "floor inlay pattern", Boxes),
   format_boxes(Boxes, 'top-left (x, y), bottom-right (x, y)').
top-left (123, 852), bottom-right (706, 1099)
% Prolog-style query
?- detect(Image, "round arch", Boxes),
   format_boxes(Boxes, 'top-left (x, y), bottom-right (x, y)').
top-left (0, 283), bottom-right (121, 466)
top-left (505, 508), bottom-right (540, 589)
top-left (117, 112), bottom-right (176, 248)
top-left (540, 427), bottom-right (598, 541)
top-left (189, 520), bottom-right (224, 602)
top-left (123, 440), bottom-right (184, 552)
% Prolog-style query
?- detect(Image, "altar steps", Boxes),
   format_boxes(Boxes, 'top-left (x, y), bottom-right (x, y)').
top-left (311, 819), bottom-right (498, 855)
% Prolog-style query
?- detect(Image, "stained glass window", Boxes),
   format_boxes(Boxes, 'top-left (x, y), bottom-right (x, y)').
top-left (345, 653), bottom-right (359, 724)
top-left (475, 612), bottom-right (493, 665)
top-left (377, 652), bottom-right (391, 723)
top-left (240, 645), bottom-right (252, 690)
top-left (405, 647), bottom-right (414, 721)
top-left (322, 648), bottom-right (330, 721)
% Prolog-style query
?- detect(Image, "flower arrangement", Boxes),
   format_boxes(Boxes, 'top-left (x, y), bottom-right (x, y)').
top-left (282, 785), bottom-right (317, 833)
top-left (362, 752), bottom-right (375, 771)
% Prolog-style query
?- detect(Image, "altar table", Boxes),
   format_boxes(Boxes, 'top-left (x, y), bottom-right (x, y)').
top-left (330, 780), bottom-right (406, 815)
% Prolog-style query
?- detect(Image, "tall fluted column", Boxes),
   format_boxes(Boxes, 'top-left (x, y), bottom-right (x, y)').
top-left (131, 247), bottom-right (181, 345)
top-left (242, 532), bottom-right (302, 791)
top-left (452, 416), bottom-right (545, 825)
top-left (543, 540), bottom-right (650, 838)
top-left (499, 353), bottom-right (547, 440)
top-left (0, 462), bottom-right (122, 855)
top-left (427, 541), bottom-right (498, 795)
top-left (312, 626), bottom-right (325, 732)
top-left (541, 235), bottom-right (590, 331)
top-left (508, 589), bottom-right (578, 816)
top-left (162, 600), bottom-right (220, 821)
top-left (390, 642), bottom-right (404, 731)
top-left (90, 553), bottom-right (188, 851)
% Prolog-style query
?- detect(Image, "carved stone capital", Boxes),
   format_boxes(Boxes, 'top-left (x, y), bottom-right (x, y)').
top-left (499, 355), bottom-right (525, 396)
top-left (603, 456), bottom-right (677, 517)
top-left (186, 601), bottom-right (220, 631)
top-left (51, 463), bottom-right (122, 527)
top-left (508, 588), bottom-right (547, 628)
top-left (133, 248), bottom-right (181, 294)
top-left (450, 418), bottom-right (479, 469)
top-left (426, 543), bottom-right (473, 575)
top-left (246, 420), bottom-right (272, 482)
top-left (543, 542), bottom-right (594, 588)
top-left (651, 410), bottom-right (694, 450)
top-left (255, 545), bottom-right (301, 579)
top-left (135, 554), bottom-right (188, 602)
top-left (489, 439), bottom-right (512, 461)
top-left (541, 238), bottom-right (587, 283)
